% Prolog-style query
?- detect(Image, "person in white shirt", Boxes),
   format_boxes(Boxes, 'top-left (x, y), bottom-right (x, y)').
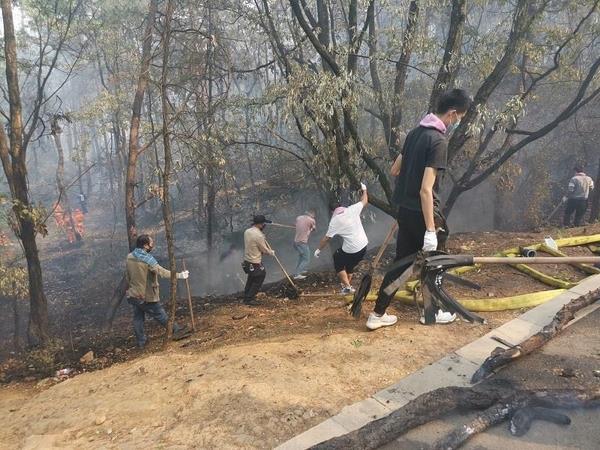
top-left (314, 184), bottom-right (368, 294)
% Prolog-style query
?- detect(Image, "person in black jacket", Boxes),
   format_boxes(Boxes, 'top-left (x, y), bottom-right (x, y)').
top-left (366, 89), bottom-right (472, 330)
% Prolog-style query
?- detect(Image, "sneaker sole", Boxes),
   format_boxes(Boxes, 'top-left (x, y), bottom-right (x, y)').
top-left (420, 317), bottom-right (457, 325)
top-left (366, 319), bottom-right (398, 331)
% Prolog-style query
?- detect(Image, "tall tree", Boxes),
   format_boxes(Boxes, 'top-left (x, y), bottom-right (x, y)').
top-left (159, 0), bottom-right (178, 341)
top-left (0, 0), bottom-right (47, 344)
top-left (125, 0), bottom-right (159, 250)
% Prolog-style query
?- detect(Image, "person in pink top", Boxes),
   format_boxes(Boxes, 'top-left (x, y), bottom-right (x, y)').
top-left (293, 209), bottom-right (316, 280)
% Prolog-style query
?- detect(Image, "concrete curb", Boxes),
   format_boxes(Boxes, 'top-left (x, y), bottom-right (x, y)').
top-left (275, 274), bottom-right (600, 450)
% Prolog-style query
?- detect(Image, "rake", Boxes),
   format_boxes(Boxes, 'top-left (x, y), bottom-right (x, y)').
top-left (417, 254), bottom-right (600, 324)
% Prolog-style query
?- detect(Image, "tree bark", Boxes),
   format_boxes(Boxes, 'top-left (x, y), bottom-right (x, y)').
top-left (433, 390), bottom-right (599, 449)
top-left (126, 0), bottom-right (158, 250)
top-left (309, 381), bottom-right (515, 450)
top-left (160, 0), bottom-right (178, 342)
top-left (0, 0), bottom-right (49, 345)
top-left (589, 155), bottom-right (600, 221)
top-left (428, 0), bottom-right (467, 112)
top-left (12, 296), bottom-right (21, 350)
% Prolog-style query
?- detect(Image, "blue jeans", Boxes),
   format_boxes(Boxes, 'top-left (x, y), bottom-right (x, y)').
top-left (294, 242), bottom-right (310, 275)
top-left (127, 298), bottom-right (180, 347)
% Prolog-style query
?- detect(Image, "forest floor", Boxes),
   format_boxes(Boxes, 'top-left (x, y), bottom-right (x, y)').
top-left (0, 220), bottom-right (599, 448)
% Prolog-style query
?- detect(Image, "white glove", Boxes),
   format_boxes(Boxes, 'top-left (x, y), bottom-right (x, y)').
top-left (270, 249), bottom-right (276, 256)
top-left (422, 231), bottom-right (438, 252)
top-left (314, 249), bottom-right (321, 258)
top-left (360, 182), bottom-right (367, 191)
top-left (562, 196), bottom-right (568, 203)
top-left (176, 270), bottom-right (189, 280)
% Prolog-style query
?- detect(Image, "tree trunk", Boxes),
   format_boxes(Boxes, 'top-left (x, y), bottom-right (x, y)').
top-left (196, 166), bottom-right (205, 230)
top-left (160, 0), bottom-right (178, 342)
top-left (428, 0), bottom-right (467, 112)
top-left (589, 155), bottom-right (600, 221)
top-left (12, 296), bottom-right (22, 350)
top-left (51, 118), bottom-right (82, 242)
top-left (0, 0), bottom-right (49, 345)
top-left (126, 0), bottom-right (158, 250)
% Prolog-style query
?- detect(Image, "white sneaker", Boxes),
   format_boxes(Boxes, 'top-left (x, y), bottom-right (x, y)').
top-left (420, 309), bottom-right (457, 325)
top-left (366, 312), bottom-right (398, 330)
top-left (341, 286), bottom-right (356, 295)
top-left (293, 274), bottom-right (307, 280)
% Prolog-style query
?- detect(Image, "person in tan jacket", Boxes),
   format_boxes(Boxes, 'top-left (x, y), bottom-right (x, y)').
top-left (242, 215), bottom-right (275, 305)
top-left (126, 234), bottom-right (190, 347)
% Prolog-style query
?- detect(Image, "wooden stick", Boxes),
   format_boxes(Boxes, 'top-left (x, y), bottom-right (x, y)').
top-left (265, 240), bottom-right (298, 290)
top-left (474, 256), bottom-right (600, 264)
top-left (182, 259), bottom-right (196, 331)
top-left (372, 222), bottom-right (398, 270)
top-left (270, 222), bottom-right (296, 229)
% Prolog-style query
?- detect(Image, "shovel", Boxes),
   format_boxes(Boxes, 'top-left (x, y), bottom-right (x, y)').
top-left (350, 222), bottom-right (398, 318)
top-left (265, 240), bottom-right (300, 299)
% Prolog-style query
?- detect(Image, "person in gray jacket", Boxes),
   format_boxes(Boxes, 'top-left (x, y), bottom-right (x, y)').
top-left (563, 166), bottom-right (595, 227)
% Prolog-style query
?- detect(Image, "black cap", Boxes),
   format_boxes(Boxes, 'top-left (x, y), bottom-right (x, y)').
top-left (252, 215), bottom-right (272, 225)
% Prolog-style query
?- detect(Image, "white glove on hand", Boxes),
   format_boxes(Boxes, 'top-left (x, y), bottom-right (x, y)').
top-left (176, 270), bottom-right (189, 280)
top-left (562, 196), bottom-right (568, 203)
top-left (422, 231), bottom-right (438, 252)
top-left (360, 182), bottom-right (367, 191)
top-left (314, 249), bottom-right (321, 258)
top-left (270, 249), bottom-right (276, 256)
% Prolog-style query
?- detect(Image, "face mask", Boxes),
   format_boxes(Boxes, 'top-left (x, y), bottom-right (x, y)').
top-left (447, 111), bottom-right (461, 134)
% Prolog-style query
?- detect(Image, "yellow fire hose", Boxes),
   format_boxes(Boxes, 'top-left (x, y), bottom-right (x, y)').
top-left (347, 289), bottom-right (567, 312)
top-left (352, 233), bottom-right (600, 311)
top-left (538, 244), bottom-right (600, 275)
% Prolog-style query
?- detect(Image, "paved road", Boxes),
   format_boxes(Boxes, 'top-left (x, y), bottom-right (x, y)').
top-left (385, 308), bottom-right (600, 449)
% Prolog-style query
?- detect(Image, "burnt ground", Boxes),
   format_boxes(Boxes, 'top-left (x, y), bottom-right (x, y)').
top-left (1, 219), bottom-right (599, 383)
top-left (0, 220), bottom-right (598, 448)
top-left (387, 307), bottom-right (600, 449)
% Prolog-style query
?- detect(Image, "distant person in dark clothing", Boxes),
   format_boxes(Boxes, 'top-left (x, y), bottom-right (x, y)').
top-left (367, 89), bottom-right (472, 331)
top-left (78, 193), bottom-right (88, 214)
top-left (563, 166), bottom-right (594, 227)
top-left (242, 215), bottom-right (275, 306)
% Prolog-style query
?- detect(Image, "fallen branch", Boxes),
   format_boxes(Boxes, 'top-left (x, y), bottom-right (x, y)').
top-left (509, 406), bottom-right (571, 436)
top-left (433, 388), bottom-right (600, 449)
top-left (309, 381), bottom-right (515, 450)
top-left (471, 288), bottom-right (600, 383)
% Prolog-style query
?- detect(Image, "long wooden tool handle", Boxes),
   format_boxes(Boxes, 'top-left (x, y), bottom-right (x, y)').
top-left (271, 222), bottom-right (296, 229)
top-left (473, 256), bottom-right (600, 264)
top-left (372, 222), bottom-right (398, 270)
top-left (265, 240), bottom-right (298, 289)
top-left (182, 260), bottom-right (196, 331)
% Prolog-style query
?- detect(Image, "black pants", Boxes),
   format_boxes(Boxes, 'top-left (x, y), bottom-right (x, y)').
top-left (373, 207), bottom-right (447, 315)
top-left (563, 198), bottom-right (588, 227)
top-left (242, 261), bottom-right (266, 302)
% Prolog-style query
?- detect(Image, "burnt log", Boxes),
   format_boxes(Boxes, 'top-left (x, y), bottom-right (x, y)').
top-left (433, 388), bottom-right (600, 449)
top-left (471, 288), bottom-right (600, 383)
top-left (309, 381), bottom-right (514, 450)
top-left (509, 406), bottom-right (571, 436)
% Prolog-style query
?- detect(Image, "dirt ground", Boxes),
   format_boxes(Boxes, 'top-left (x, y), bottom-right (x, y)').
top-left (0, 306), bottom-right (519, 449)
top-left (0, 221), bottom-right (598, 448)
